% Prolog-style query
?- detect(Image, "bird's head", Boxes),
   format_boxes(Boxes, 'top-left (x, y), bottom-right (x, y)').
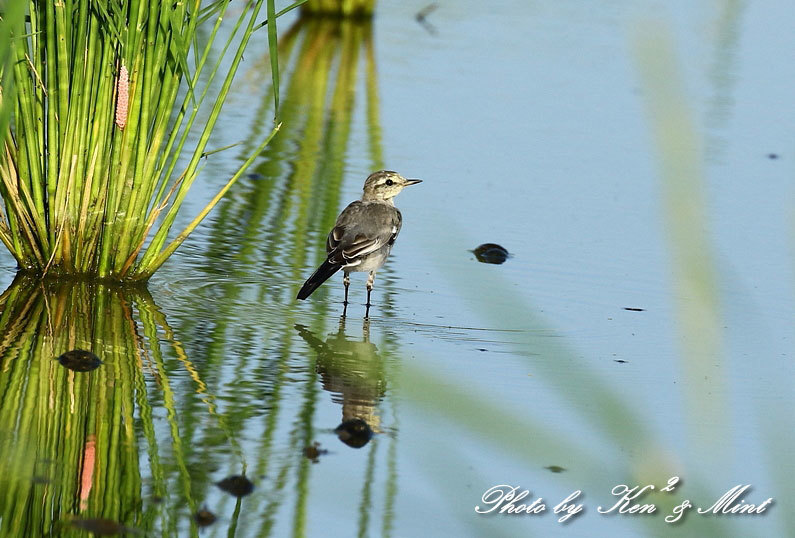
top-left (362, 170), bottom-right (422, 202)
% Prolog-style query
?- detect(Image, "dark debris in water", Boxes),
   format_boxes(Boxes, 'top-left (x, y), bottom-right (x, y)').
top-left (767, 153), bottom-right (779, 159)
top-left (623, 307), bottom-right (645, 312)
top-left (545, 465), bottom-right (566, 473)
top-left (216, 475), bottom-right (254, 497)
top-left (472, 243), bottom-right (510, 264)
top-left (194, 507), bottom-right (217, 527)
top-left (303, 442), bottom-right (329, 463)
top-left (56, 349), bottom-right (102, 372)
top-left (335, 418), bottom-right (373, 448)
top-left (67, 517), bottom-right (141, 535)
top-left (415, 3), bottom-right (439, 35)
top-left (614, 359), bottom-right (628, 364)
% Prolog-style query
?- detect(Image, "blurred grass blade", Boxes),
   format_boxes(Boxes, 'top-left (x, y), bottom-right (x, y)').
top-left (632, 20), bottom-right (727, 470)
top-left (266, 0), bottom-right (280, 119)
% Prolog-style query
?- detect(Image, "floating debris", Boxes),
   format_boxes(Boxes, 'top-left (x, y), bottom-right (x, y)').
top-left (415, 3), bottom-right (439, 35)
top-left (56, 350), bottom-right (102, 372)
top-left (303, 442), bottom-right (329, 463)
top-left (545, 465), bottom-right (566, 473)
top-left (335, 418), bottom-right (373, 448)
top-left (767, 153), bottom-right (779, 159)
top-left (67, 517), bottom-right (140, 535)
top-left (215, 475), bottom-right (254, 497)
top-left (614, 359), bottom-right (628, 364)
top-left (623, 307), bottom-right (645, 312)
top-left (194, 507), bottom-right (217, 527)
top-left (472, 243), bottom-right (510, 264)
top-left (415, 3), bottom-right (438, 23)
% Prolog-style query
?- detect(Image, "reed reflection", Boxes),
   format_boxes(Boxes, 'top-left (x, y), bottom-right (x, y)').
top-left (0, 275), bottom-right (232, 536)
top-left (197, 16), bottom-right (387, 310)
top-left (0, 275), bottom-right (146, 535)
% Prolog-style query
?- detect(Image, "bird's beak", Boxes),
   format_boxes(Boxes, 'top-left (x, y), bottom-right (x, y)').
top-left (403, 178), bottom-right (422, 186)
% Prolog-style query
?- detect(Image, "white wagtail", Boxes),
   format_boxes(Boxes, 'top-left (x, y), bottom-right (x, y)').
top-left (297, 170), bottom-right (421, 316)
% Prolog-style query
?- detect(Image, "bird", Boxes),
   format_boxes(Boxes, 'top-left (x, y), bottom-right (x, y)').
top-left (296, 170), bottom-right (422, 317)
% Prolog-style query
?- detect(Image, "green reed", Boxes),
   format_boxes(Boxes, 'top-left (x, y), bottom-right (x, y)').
top-left (0, 0), bottom-right (299, 281)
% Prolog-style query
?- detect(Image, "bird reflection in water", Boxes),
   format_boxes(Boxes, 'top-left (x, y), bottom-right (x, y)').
top-left (295, 317), bottom-right (387, 448)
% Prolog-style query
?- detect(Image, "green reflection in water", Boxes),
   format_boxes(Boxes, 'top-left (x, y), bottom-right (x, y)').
top-left (0, 276), bottom-right (169, 535)
top-left (173, 16), bottom-right (400, 538)
top-left (202, 16), bottom-right (384, 290)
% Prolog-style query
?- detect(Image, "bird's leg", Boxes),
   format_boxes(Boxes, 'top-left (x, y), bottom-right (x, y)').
top-left (343, 273), bottom-right (350, 305)
top-left (342, 273), bottom-right (350, 317)
top-left (365, 272), bottom-right (375, 318)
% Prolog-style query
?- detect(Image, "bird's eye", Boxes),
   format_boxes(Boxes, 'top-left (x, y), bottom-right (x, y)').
top-left (385, 179), bottom-right (394, 186)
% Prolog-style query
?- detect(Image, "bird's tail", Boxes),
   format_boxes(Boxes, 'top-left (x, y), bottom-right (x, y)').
top-left (296, 260), bottom-right (342, 300)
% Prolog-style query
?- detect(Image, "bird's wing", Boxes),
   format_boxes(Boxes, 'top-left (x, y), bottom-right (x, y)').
top-left (326, 224), bottom-right (344, 253)
top-left (325, 202), bottom-right (400, 267)
top-left (388, 209), bottom-right (403, 246)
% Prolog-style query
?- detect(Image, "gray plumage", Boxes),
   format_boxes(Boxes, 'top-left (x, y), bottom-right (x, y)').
top-left (297, 170), bottom-right (421, 315)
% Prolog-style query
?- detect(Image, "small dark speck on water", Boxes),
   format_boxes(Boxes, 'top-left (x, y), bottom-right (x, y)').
top-left (216, 475), bottom-right (255, 497)
top-left (767, 153), bottom-right (779, 159)
top-left (545, 465), bottom-right (566, 473)
top-left (67, 518), bottom-right (141, 535)
top-left (56, 349), bottom-right (102, 372)
top-left (303, 442), bottom-right (329, 463)
top-left (416, 3), bottom-right (438, 21)
top-left (415, 4), bottom-right (439, 35)
top-left (614, 359), bottom-right (628, 364)
top-left (335, 418), bottom-right (373, 449)
top-left (472, 243), bottom-right (510, 264)
top-left (246, 172), bottom-right (266, 180)
top-left (194, 508), bottom-right (217, 527)
top-left (623, 307), bottom-right (645, 312)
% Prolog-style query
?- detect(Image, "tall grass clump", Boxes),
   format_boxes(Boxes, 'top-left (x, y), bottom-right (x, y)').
top-left (0, 0), bottom-right (297, 281)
